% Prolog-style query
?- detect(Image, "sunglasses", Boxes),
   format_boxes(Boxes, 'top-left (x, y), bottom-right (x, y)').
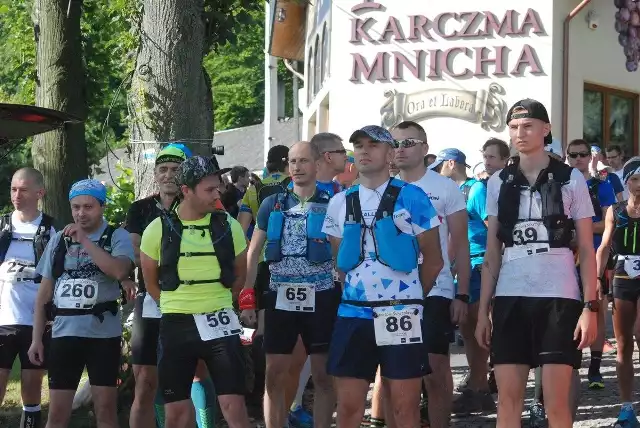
top-left (567, 151), bottom-right (590, 159)
top-left (323, 149), bottom-right (347, 155)
top-left (394, 138), bottom-right (424, 149)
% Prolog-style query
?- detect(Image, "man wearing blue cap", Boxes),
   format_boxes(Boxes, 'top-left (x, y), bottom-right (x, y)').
top-left (322, 125), bottom-right (443, 428)
top-left (29, 178), bottom-right (135, 428)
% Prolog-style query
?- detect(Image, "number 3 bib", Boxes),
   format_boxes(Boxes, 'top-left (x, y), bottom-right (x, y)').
top-left (624, 256), bottom-right (640, 279)
top-left (507, 221), bottom-right (550, 261)
top-left (55, 278), bottom-right (98, 309)
top-left (275, 282), bottom-right (315, 312)
top-left (193, 309), bottom-right (243, 341)
top-left (373, 307), bottom-right (422, 346)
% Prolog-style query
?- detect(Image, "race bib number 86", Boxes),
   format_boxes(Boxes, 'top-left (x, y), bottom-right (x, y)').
top-left (373, 307), bottom-right (422, 346)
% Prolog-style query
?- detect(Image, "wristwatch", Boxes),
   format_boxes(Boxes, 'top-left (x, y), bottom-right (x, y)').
top-left (584, 300), bottom-right (600, 312)
top-left (455, 293), bottom-right (470, 304)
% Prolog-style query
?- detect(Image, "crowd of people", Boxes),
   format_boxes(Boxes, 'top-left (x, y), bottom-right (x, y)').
top-left (0, 98), bottom-right (639, 428)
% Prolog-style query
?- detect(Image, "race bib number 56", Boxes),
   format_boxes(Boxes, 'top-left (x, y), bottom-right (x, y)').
top-left (194, 309), bottom-right (242, 341)
top-left (55, 279), bottom-right (98, 309)
top-left (373, 308), bottom-right (422, 346)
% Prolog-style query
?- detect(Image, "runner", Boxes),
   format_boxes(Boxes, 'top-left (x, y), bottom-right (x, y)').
top-left (394, 125), bottom-right (471, 428)
top-left (475, 99), bottom-right (598, 428)
top-left (322, 125), bottom-right (443, 428)
top-left (139, 156), bottom-right (250, 428)
top-left (29, 179), bottom-right (135, 428)
top-left (605, 145), bottom-right (628, 199)
top-left (0, 168), bottom-right (55, 428)
top-left (240, 141), bottom-right (338, 428)
top-left (126, 144), bottom-right (216, 428)
top-left (596, 156), bottom-right (640, 427)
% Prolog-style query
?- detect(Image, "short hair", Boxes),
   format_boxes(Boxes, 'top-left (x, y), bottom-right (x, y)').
top-left (395, 121), bottom-right (427, 141)
top-left (13, 167), bottom-right (44, 188)
top-left (606, 144), bottom-right (623, 155)
top-left (567, 139), bottom-right (590, 153)
top-left (482, 138), bottom-right (510, 160)
top-left (310, 133), bottom-right (342, 153)
top-left (424, 154), bottom-right (436, 166)
top-left (229, 166), bottom-right (249, 183)
top-left (290, 141), bottom-right (321, 160)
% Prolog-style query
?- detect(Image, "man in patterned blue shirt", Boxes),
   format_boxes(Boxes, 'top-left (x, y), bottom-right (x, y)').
top-left (322, 125), bottom-right (443, 428)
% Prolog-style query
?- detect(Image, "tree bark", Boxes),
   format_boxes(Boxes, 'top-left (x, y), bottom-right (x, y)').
top-left (32, 0), bottom-right (87, 227)
top-left (129, 0), bottom-right (213, 199)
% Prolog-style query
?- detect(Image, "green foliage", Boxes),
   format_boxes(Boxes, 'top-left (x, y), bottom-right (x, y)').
top-left (104, 163), bottom-right (134, 226)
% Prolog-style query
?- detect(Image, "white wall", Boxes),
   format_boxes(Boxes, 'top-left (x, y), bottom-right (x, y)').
top-left (301, 0), bottom-right (556, 168)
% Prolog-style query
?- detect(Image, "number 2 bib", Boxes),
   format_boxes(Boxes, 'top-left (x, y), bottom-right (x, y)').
top-left (275, 282), bottom-right (315, 312)
top-left (624, 256), bottom-right (640, 279)
top-left (55, 278), bottom-right (98, 309)
top-left (0, 259), bottom-right (36, 283)
top-left (373, 307), bottom-right (422, 346)
top-left (507, 221), bottom-right (550, 261)
top-left (193, 309), bottom-right (243, 341)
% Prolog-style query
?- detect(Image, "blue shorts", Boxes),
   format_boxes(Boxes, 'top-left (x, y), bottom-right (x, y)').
top-left (455, 265), bottom-right (482, 304)
top-left (327, 316), bottom-right (430, 381)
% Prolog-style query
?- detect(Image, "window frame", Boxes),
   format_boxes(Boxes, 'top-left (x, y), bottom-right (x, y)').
top-left (583, 82), bottom-right (639, 156)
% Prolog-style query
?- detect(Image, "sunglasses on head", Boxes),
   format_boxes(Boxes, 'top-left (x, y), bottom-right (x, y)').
top-left (567, 151), bottom-right (590, 159)
top-left (394, 138), bottom-right (424, 149)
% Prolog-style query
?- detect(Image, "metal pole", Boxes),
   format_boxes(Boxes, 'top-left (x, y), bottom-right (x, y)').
top-left (292, 61), bottom-right (300, 141)
top-left (264, 0), bottom-right (278, 166)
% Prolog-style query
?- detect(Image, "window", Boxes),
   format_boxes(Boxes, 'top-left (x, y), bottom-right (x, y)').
top-left (321, 24), bottom-right (329, 83)
top-left (307, 47), bottom-right (314, 105)
top-left (583, 83), bottom-right (639, 156)
top-left (314, 36), bottom-right (321, 95)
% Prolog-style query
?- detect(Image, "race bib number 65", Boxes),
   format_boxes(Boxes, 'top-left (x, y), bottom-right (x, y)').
top-left (373, 307), bottom-right (422, 346)
top-left (275, 282), bottom-right (315, 312)
top-left (55, 279), bottom-right (98, 309)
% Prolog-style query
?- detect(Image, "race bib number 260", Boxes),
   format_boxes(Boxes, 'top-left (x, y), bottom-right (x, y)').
top-left (373, 308), bottom-right (422, 346)
top-left (55, 279), bottom-right (98, 309)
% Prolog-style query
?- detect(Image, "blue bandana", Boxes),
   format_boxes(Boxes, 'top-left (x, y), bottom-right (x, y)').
top-left (69, 179), bottom-right (107, 204)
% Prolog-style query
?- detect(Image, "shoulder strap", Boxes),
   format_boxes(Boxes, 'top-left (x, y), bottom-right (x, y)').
top-left (209, 211), bottom-right (235, 288)
top-left (462, 181), bottom-right (473, 203)
top-left (345, 185), bottom-right (363, 223)
top-left (375, 179), bottom-right (404, 220)
top-left (51, 235), bottom-right (68, 281)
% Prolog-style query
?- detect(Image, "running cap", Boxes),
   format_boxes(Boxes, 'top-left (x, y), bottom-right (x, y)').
top-left (267, 145), bottom-right (290, 164)
top-left (506, 99), bottom-right (553, 146)
top-left (349, 125), bottom-right (395, 147)
top-left (623, 156), bottom-right (640, 184)
top-left (69, 179), bottom-right (107, 204)
top-left (155, 143), bottom-right (192, 166)
top-left (177, 155), bottom-right (230, 188)
top-left (429, 148), bottom-right (471, 170)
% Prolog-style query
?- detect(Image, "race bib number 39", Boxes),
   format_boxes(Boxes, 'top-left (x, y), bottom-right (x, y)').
top-left (0, 259), bottom-right (36, 283)
top-left (507, 221), bottom-right (550, 261)
top-left (373, 308), bottom-right (422, 346)
top-left (624, 256), bottom-right (640, 279)
top-left (55, 279), bottom-right (98, 309)
top-left (275, 283), bottom-right (315, 312)
top-left (194, 309), bottom-right (242, 341)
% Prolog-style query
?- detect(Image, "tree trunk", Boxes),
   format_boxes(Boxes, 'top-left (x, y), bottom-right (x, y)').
top-left (129, 0), bottom-right (213, 199)
top-left (32, 0), bottom-right (87, 227)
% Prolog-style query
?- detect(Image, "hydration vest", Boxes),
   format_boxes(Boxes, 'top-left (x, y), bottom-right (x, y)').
top-left (461, 178), bottom-right (487, 203)
top-left (264, 190), bottom-right (332, 264)
top-left (47, 225), bottom-right (119, 322)
top-left (612, 202), bottom-right (640, 256)
top-left (158, 210), bottom-right (235, 291)
top-left (255, 176), bottom-right (292, 206)
top-left (587, 179), bottom-right (603, 219)
top-left (337, 178), bottom-right (419, 273)
top-left (497, 157), bottom-right (574, 248)
top-left (0, 213), bottom-right (54, 283)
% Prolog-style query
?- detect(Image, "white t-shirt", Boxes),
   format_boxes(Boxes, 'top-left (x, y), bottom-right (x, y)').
top-left (322, 180), bottom-right (441, 320)
top-left (0, 212), bottom-right (56, 326)
top-left (615, 168), bottom-right (629, 200)
top-left (486, 168), bottom-right (595, 300)
top-left (410, 170), bottom-right (466, 299)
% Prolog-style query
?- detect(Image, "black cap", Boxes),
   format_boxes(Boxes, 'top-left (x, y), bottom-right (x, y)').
top-left (349, 125), bottom-right (395, 146)
top-left (267, 145), bottom-right (289, 164)
top-left (506, 99), bottom-right (553, 146)
top-left (177, 155), bottom-right (231, 188)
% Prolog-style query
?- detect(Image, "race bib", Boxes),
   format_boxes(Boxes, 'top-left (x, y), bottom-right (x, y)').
top-left (55, 279), bottom-right (98, 309)
top-left (142, 293), bottom-right (161, 319)
top-left (624, 256), bottom-right (640, 279)
top-left (275, 282), bottom-right (315, 312)
top-left (506, 221), bottom-right (550, 261)
top-left (0, 259), bottom-right (36, 283)
top-left (373, 307), bottom-right (422, 346)
top-left (193, 309), bottom-right (242, 341)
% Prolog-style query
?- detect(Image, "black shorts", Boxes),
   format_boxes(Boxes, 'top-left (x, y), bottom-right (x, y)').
top-left (613, 277), bottom-right (640, 302)
top-left (423, 296), bottom-right (454, 355)
top-left (0, 325), bottom-right (51, 370)
top-left (255, 262), bottom-right (270, 311)
top-left (48, 336), bottom-right (121, 390)
top-left (159, 313), bottom-right (246, 403)
top-left (263, 287), bottom-right (340, 355)
top-left (491, 296), bottom-right (582, 368)
top-left (131, 294), bottom-right (160, 366)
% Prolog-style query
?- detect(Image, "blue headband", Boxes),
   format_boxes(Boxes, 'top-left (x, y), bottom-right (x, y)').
top-left (69, 179), bottom-right (107, 204)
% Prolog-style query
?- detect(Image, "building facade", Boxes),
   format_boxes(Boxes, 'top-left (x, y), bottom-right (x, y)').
top-left (295, 0), bottom-right (640, 167)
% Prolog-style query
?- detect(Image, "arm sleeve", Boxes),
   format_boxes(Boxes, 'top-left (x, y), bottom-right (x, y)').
top-left (485, 173), bottom-right (501, 217)
top-left (406, 186), bottom-right (440, 235)
top-left (468, 182), bottom-right (488, 221)
top-left (609, 173), bottom-right (624, 194)
top-left (599, 181), bottom-right (616, 208)
top-left (322, 193), bottom-right (346, 238)
top-left (35, 232), bottom-right (62, 280)
top-left (140, 218), bottom-right (162, 261)
top-left (255, 196), bottom-right (275, 231)
top-left (240, 186), bottom-right (257, 215)
top-left (570, 170), bottom-right (597, 220)
top-left (111, 228), bottom-right (136, 262)
top-left (445, 178), bottom-right (466, 215)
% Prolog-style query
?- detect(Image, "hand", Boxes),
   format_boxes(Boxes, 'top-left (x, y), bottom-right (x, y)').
top-left (63, 223), bottom-right (88, 244)
top-left (240, 309), bottom-right (257, 327)
top-left (574, 310), bottom-right (598, 350)
top-left (475, 312), bottom-right (492, 351)
top-left (121, 279), bottom-right (137, 302)
top-left (450, 299), bottom-right (468, 325)
top-left (28, 341), bottom-right (44, 366)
